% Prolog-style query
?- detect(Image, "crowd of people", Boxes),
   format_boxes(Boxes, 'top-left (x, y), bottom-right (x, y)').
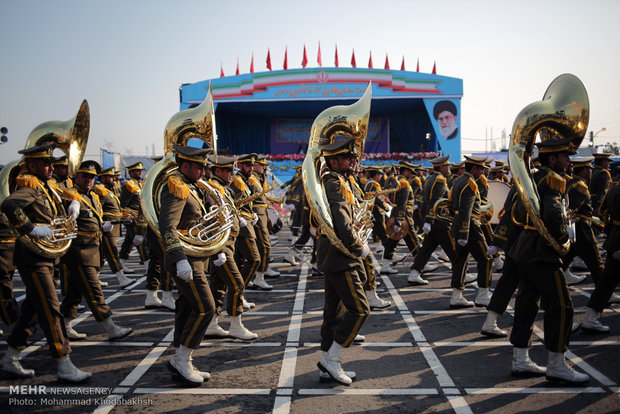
top-left (0, 107), bottom-right (618, 390)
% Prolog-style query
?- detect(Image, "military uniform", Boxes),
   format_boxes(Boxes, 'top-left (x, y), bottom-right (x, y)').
top-left (119, 162), bottom-right (148, 263)
top-left (364, 172), bottom-right (389, 246)
top-left (0, 213), bottom-right (18, 326)
top-left (249, 161), bottom-right (272, 274)
top-left (283, 168), bottom-right (304, 234)
top-left (93, 180), bottom-right (123, 274)
top-left (411, 156), bottom-right (456, 274)
top-left (589, 153), bottom-right (612, 216)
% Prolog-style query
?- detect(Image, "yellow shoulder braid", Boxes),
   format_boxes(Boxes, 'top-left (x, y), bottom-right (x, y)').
top-left (413, 177), bottom-right (422, 187)
top-left (232, 175), bottom-right (247, 192)
top-left (92, 184), bottom-right (109, 197)
top-left (62, 187), bottom-right (81, 201)
top-left (337, 176), bottom-right (355, 204)
top-left (546, 171), bottom-right (566, 193)
top-left (574, 180), bottom-right (589, 196)
top-left (167, 175), bottom-right (190, 200)
top-left (436, 175), bottom-right (447, 184)
top-left (125, 180), bottom-right (139, 193)
top-left (16, 174), bottom-right (39, 189)
top-left (398, 177), bottom-right (411, 189)
top-left (467, 177), bottom-right (479, 194)
top-left (479, 175), bottom-right (488, 187)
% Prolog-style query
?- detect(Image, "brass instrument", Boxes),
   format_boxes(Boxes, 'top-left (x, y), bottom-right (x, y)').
top-left (385, 216), bottom-right (409, 240)
top-left (301, 83), bottom-right (372, 258)
top-left (121, 207), bottom-right (138, 223)
top-left (235, 185), bottom-right (274, 208)
top-left (508, 74), bottom-right (589, 255)
top-left (432, 198), bottom-right (453, 224)
top-left (363, 187), bottom-right (398, 200)
top-left (0, 100), bottom-right (89, 258)
top-left (141, 84), bottom-right (234, 257)
top-left (480, 202), bottom-right (494, 224)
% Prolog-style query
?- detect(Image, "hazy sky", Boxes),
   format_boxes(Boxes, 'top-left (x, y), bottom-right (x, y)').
top-left (1, 0), bottom-right (618, 164)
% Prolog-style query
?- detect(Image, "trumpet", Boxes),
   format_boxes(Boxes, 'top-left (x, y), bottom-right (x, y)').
top-left (363, 187), bottom-right (398, 200)
top-left (235, 185), bottom-right (274, 208)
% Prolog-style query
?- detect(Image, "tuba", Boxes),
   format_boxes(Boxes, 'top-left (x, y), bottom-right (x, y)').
top-left (508, 74), bottom-right (589, 255)
top-left (302, 83), bottom-right (372, 259)
top-left (141, 85), bottom-right (233, 257)
top-left (0, 100), bottom-right (89, 258)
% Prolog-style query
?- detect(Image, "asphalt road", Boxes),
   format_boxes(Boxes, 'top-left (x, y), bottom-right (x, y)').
top-left (1, 229), bottom-right (618, 414)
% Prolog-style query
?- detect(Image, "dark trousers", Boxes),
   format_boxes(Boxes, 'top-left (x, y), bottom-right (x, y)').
top-left (384, 220), bottom-right (420, 260)
top-left (172, 257), bottom-right (215, 349)
top-left (61, 264), bottom-right (112, 322)
top-left (451, 225), bottom-right (490, 290)
top-left (362, 255), bottom-right (377, 291)
top-left (488, 255), bottom-right (520, 315)
top-left (372, 211), bottom-right (389, 246)
top-left (235, 235), bottom-right (261, 286)
top-left (510, 261), bottom-right (573, 353)
top-left (411, 224), bottom-right (455, 272)
top-left (562, 241), bottom-right (604, 285)
top-left (210, 240), bottom-right (245, 317)
top-left (146, 229), bottom-right (172, 292)
top-left (320, 263), bottom-right (370, 351)
top-left (0, 247), bottom-right (18, 325)
top-left (254, 210), bottom-right (271, 272)
top-left (101, 232), bottom-right (122, 274)
top-left (8, 262), bottom-right (71, 358)
top-left (588, 253), bottom-right (620, 313)
top-left (119, 224), bottom-right (148, 262)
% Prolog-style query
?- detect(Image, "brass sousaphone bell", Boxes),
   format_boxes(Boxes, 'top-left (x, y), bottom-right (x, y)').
top-left (0, 100), bottom-right (90, 258)
top-left (508, 74), bottom-right (589, 255)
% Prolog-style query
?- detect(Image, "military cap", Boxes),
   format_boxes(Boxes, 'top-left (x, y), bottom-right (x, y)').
top-left (463, 155), bottom-right (487, 166)
top-left (127, 161), bottom-right (145, 171)
top-left (320, 138), bottom-right (358, 157)
top-left (152, 155), bottom-right (164, 163)
top-left (19, 143), bottom-right (55, 159)
top-left (113, 168), bottom-right (121, 176)
top-left (450, 161), bottom-right (465, 169)
top-left (237, 153), bottom-right (258, 164)
top-left (570, 156), bottom-right (594, 169)
top-left (255, 155), bottom-right (270, 166)
top-left (174, 144), bottom-right (210, 166)
top-left (209, 154), bottom-right (236, 169)
top-left (429, 155), bottom-right (450, 166)
top-left (490, 166), bottom-right (503, 172)
top-left (433, 100), bottom-right (457, 119)
top-left (52, 155), bottom-right (68, 166)
top-left (99, 166), bottom-right (116, 176)
top-left (76, 160), bottom-right (101, 176)
top-left (399, 160), bottom-right (416, 171)
top-left (593, 152), bottom-right (611, 160)
top-left (483, 158), bottom-right (493, 167)
top-left (534, 136), bottom-right (577, 154)
top-left (365, 165), bottom-right (382, 174)
top-left (494, 159), bottom-right (507, 167)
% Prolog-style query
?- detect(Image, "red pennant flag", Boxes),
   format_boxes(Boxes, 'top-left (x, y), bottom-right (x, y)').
top-left (220, 63), bottom-right (225, 78)
top-left (250, 53), bottom-right (254, 73)
top-left (384, 54), bottom-right (390, 70)
top-left (301, 44), bottom-right (308, 68)
top-left (368, 52), bottom-right (373, 68)
top-left (400, 56), bottom-right (405, 71)
top-left (416, 58), bottom-right (420, 72)
top-left (283, 47), bottom-right (288, 70)
top-left (351, 49), bottom-right (357, 68)
top-left (335, 44), bottom-right (339, 67)
top-left (432, 61), bottom-right (436, 74)
top-left (266, 48), bottom-right (272, 71)
top-left (317, 42), bottom-right (322, 67)
top-left (236, 58), bottom-right (240, 75)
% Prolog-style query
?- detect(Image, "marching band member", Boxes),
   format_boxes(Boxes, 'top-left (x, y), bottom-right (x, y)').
top-left (52, 156), bottom-right (73, 189)
top-left (408, 155), bottom-right (456, 285)
top-left (449, 155), bottom-right (492, 308)
top-left (206, 155), bottom-right (258, 340)
top-left (159, 145), bottom-right (217, 385)
top-left (590, 153), bottom-right (612, 226)
top-left (59, 161), bottom-right (133, 342)
top-left (0, 143), bottom-right (90, 382)
top-left (315, 138), bottom-right (370, 386)
top-left (509, 138), bottom-right (588, 384)
top-left (94, 167), bottom-right (135, 289)
top-left (119, 162), bottom-right (148, 273)
top-left (0, 213), bottom-right (18, 329)
top-left (282, 165), bottom-right (304, 237)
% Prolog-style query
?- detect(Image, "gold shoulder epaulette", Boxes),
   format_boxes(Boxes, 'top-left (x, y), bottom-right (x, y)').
top-left (546, 171), bottom-right (566, 193)
top-left (67, 177), bottom-right (73, 188)
top-left (208, 179), bottom-right (226, 196)
top-left (603, 169), bottom-right (612, 179)
top-left (360, 176), bottom-right (368, 185)
top-left (337, 176), bottom-right (354, 204)
top-left (413, 177), bottom-right (422, 187)
top-left (16, 174), bottom-right (39, 189)
top-left (372, 181), bottom-right (381, 191)
top-left (167, 175), bottom-right (189, 200)
top-left (479, 175), bottom-right (488, 187)
top-left (125, 180), bottom-right (139, 193)
top-left (467, 177), bottom-right (479, 194)
top-left (232, 175), bottom-right (247, 192)
top-left (91, 192), bottom-right (100, 204)
top-left (62, 187), bottom-right (81, 201)
top-left (92, 184), bottom-right (109, 197)
top-left (48, 178), bottom-right (58, 190)
top-left (248, 175), bottom-right (260, 187)
top-left (574, 180), bottom-right (589, 196)
top-left (398, 177), bottom-right (411, 189)
top-left (436, 175), bottom-right (447, 184)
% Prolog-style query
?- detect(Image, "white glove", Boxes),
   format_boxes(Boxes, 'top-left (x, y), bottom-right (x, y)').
top-left (457, 239), bottom-right (468, 247)
top-left (67, 200), bottom-right (80, 220)
top-left (284, 204), bottom-right (295, 213)
top-left (393, 220), bottom-right (401, 233)
top-left (251, 213), bottom-right (258, 226)
top-left (176, 259), bottom-right (193, 281)
top-left (414, 204), bottom-right (419, 211)
top-left (102, 221), bottom-right (113, 232)
top-left (487, 245), bottom-right (499, 256)
top-left (132, 234), bottom-right (144, 246)
top-left (361, 243), bottom-right (370, 258)
top-left (612, 250), bottom-right (620, 261)
top-left (239, 217), bottom-right (247, 227)
top-left (213, 252), bottom-right (227, 267)
top-left (423, 223), bottom-right (431, 235)
top-left (29, 225), bottom-right (54, 239)
top-left (309, 227), bottom-right (317, 236)
top-left (567, 226), bottom-right (575, 241)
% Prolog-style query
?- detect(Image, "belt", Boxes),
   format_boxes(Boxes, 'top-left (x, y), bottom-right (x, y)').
top-left (0, 238), bottom-right (16, 243)
top-left (77, 230), bottom-right (101, 238)
top-left (524, 225), bottom-right (537, 231)
top-left (576, 214), bottom-right (592, 221)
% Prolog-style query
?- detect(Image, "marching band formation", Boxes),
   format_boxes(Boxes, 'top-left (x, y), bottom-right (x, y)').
top-left (0, 77), bottom-right (618, 391)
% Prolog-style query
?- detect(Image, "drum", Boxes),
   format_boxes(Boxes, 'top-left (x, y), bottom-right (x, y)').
top-left (487, 181), bottom-right (511, 224)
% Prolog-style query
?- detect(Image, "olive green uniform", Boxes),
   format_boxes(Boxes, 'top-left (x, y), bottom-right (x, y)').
top-left (249, 172), bottom-right (272, 273)
top-left (0, 214), bottom-right (18, 325)
top-left (364, 179), bottom-right (389, 246)
top-left (119, 177), bottom-right (148, 262)
top-left (94, 183), bottom-right (123, 274)
top-left (590, 166), bottom-right (612, 216)
top-left (384, 176), bottom-right (420, 260)
top-left (230, 173), bottom-right (261, 286)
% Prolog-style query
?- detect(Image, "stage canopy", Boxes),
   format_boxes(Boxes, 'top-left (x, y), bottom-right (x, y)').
top-left (180, 68), bottom-right (463, 161)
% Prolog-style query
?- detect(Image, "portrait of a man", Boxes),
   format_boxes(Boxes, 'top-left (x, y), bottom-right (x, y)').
top-left (433, 100), bottom-right (459, 140)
